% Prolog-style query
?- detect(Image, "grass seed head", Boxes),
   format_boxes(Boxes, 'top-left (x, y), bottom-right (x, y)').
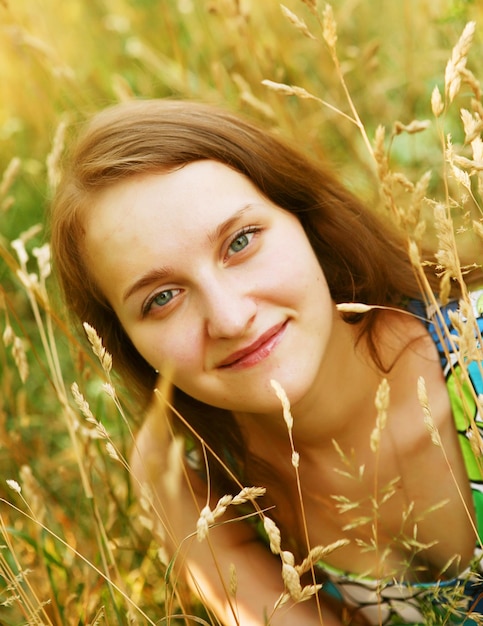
top-left (71, 382), bottom-right (96, 423)
top-left (12, 336), bottom-right (29, 383)
top-left (322, 4), bottom-right (337, 51)
top-left (263, 516), bottom-right (282, 554)
top-left (445, 21), bottom-right (476, 102)
top-left (229, 562), bottom-right (238, 597)
top-left (0, 157), bottom-right (21, 198)
top-left (231, 486), bottom-right (266, 505)
top-left (6, 479), bottom-right (21, 494)
top-left (370, 378), bottom-right (390, 453)
top-left (280, 5), bottom-right (316, 40)
top-left (83, 322), bottom-right (113, 373)
top-left (270, 379), bottom-right (293, 431)
top-left (418, 376), bottom-right (441, 446)
top-left (431, 85), bottom-right (444, 117)
top-left (196, 505), bottom-right (215, 542)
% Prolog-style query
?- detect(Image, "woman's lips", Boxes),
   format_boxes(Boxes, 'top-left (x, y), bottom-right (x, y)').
top-left (217, 321), bottom-right (287, 370)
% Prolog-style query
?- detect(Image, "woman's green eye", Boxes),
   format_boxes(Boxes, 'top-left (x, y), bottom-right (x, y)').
top-left (153, 290), bottom-right (175, 307)
top-left (142, 288), bottom-right (181, 316)
top-left (227, 230), bottom-right (256, 257)
top-left (230, 234), bottom-right (250, 253)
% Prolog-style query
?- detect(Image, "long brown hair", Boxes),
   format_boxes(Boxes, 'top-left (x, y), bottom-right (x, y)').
top-left (50, 99), bottom-right (426, 544)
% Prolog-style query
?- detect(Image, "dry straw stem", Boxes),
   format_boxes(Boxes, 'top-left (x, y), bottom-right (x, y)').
top-left (261, 79), bottom-right (354, 124)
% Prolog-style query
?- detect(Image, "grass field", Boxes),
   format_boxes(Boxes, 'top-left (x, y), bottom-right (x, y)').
top-left (1, 1), bottom-right (483, 624)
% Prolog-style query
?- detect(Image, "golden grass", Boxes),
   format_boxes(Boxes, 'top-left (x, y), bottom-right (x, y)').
top-left (1, 0), bottom-right (483, 624)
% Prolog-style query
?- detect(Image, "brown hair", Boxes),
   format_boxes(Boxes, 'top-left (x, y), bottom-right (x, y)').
top-left (50, 99), bottom-right (426, 541)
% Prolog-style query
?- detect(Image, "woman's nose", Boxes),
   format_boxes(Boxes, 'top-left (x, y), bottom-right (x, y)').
top-left (203, 278), bottom-right (257, 339)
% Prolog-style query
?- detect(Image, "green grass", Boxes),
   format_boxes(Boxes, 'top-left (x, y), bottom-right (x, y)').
top-left (1, 0), bottom-right (483, 623)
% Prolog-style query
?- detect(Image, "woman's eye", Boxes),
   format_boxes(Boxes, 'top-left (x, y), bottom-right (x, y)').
top-left (144, 288), bottom-right (180, 314)
top-left (226, 228), bottom-right (258, 258)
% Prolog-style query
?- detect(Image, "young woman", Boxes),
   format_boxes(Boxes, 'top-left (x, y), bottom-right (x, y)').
top-left (50, 99), bottom-right (483, 625)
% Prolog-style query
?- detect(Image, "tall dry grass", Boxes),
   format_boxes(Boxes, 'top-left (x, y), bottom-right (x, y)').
top-left (1, 0), bottom-right (483, 624)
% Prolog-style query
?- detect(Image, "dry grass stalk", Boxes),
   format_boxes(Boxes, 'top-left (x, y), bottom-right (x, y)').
top-left (296, 539), bottom-right (350, 576)
top-left (336, 302), bottom-right (373, 314)
top-left (393, 119), bottom-right (431, 135)
top-left (19, 466), bottom-right (46, 525)
top-left (418, 376), bottom-right (482, 550)
top-left (460, 108), bottom-right (483, 145)
top-left (263, 516), bottom-right (282, 555)
top-left (431, 85), bottom-right (444, 118)
top-left (299, 0), bottom-right (318, 17)
top-left (370, 378), bottom-right (390, 453)
top-left (417, 377), bottom-right (442, 447)
top-left (448, 300), bottom-right (483, 362)
top-left (83, 322), bottom-right (113, 374)
top-left (261, 79), bottom-right (355, 124)
top-left (270, 379), bottom-right (293, 431)
top-left (474, 219), bottom-right (483, 240)
top-left (322, 4), bottom-right (337, 53)
top-left (196, 487), bottom-right (266, 541)
top-left (2, 321), bottom-right (29, 383)
top-left (433, 202), bottom-right (463, 303)
top-left (46, 118), bottom-right (67, 193)
top-left (232, 73), bottom-right (276, 120)
top-left (2, 3), bottom-right (483, 623)
top-left (445, 21), bottom-right (476, 102)
top-left (281, 5), bottom-right (316, 40)
top-left (0, 156), bottom-right (21, 203)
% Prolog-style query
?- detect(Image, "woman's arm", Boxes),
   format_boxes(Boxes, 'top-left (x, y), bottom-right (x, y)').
top-left (130, 408), bottom-right (343, 626)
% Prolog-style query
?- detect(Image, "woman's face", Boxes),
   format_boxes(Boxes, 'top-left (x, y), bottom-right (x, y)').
top-left (83, 160), bottom-right (338, 414)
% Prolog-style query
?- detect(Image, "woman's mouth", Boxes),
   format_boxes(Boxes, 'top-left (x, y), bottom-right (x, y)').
top-left (217, 321), bottom-right (288, 370)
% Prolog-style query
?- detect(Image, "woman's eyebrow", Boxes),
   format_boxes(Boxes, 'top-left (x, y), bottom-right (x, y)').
top-left (123, 266), bottom-right (174, 303)
top-left (206, 204), bottom-right (255, 245)
top-left (123, 204), bottom-right (258, 303)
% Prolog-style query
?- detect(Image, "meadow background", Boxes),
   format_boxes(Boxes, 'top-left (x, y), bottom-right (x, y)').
top-left (1, 0), bottom-right (483, 624)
